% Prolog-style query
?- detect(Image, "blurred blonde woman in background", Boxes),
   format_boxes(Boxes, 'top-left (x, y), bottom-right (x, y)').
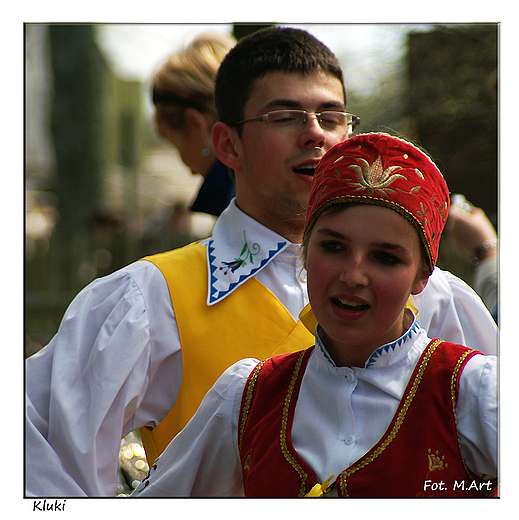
top-left (152, 32), bottom-right (236, 216)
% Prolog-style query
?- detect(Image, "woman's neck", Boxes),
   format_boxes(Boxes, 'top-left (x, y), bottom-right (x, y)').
top-left (318, 309), bottom-right (415, 368)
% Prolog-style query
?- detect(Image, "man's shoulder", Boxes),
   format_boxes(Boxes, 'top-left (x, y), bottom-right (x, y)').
top-left (429, 266), bottom-right (480, 299)
top-left (421, 267), bottom-right (453, 300)
top-left (141, 240), bottom-right (208, 266)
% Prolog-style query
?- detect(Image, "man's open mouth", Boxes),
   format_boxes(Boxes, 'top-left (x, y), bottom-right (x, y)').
top-left (294, 165), bottom-right (317, 176)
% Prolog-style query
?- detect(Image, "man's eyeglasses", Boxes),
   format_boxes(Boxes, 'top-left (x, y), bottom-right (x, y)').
top-left (234, 110), bottom-right (361, 135)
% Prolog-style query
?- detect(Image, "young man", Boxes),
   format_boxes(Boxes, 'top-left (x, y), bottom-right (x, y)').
top-left (25, 27), bottom-right (498, 497)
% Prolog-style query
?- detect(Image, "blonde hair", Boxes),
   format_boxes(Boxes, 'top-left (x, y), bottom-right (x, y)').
top-left (153, 32), bottom-right (236, 130)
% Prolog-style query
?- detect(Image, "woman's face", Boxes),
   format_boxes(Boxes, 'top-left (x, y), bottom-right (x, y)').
top-left (165, 127), bottom-right (208, 175)
top-left (304, 204), bottom-right (429, 367)
top-left (156, 108), bottom-right (215, 177)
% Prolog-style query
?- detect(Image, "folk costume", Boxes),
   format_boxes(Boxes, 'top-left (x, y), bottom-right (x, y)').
top-left (133, 134), bottom-right (497, 497)
top-left (238, 335), bottom-right (496, 497)
top-left (132, 316), bottom-right (497, 497)
top-left (26, 142), bottom-right (498, 496)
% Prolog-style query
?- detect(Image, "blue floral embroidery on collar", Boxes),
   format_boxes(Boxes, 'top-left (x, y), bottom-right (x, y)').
top-left (219, 231), bottom-right (260, 275)
top-left (315, 330), bottom-right (337, 367)
top-left (207, 232), bottom-right (287, 304)
top-left (365, 318), bottom-right (420, 368)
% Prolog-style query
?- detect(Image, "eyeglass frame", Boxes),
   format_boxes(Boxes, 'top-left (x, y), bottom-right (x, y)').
top-left (234, 109), bottom-right (361, 134)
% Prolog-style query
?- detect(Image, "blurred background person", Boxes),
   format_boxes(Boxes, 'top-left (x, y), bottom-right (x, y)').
top-left (444, 194), bottom-right (498, 324)
top-left (151, 31), bottom-right (236, 217)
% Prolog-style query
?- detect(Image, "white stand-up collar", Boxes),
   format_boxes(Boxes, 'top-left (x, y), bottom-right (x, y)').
top-left (200, 199), bottom-right (291, 305)
top-left (314, 310), bottom-right (423, 370)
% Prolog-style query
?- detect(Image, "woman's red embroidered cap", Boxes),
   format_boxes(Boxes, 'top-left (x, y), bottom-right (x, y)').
top-left (304, 133), bottom-right (450, 271)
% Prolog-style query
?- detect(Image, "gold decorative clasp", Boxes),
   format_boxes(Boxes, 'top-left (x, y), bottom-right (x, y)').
top-left (304, 474), bottom-right (335, 497)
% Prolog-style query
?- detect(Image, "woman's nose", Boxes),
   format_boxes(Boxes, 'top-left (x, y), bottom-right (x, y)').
top-left (339, 256), bottom-right (369, 287)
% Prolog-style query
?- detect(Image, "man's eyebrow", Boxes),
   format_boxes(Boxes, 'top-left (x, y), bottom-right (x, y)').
top-left (264, 99), bottom-right (345, 111)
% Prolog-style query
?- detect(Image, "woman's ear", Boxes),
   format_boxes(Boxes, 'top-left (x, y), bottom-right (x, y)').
top-left (183, 108), bottom-right (211, 139)
top-left (411, 270), bottom-right (430, 296)
top-left (212, 121), bottom-right (243, 170)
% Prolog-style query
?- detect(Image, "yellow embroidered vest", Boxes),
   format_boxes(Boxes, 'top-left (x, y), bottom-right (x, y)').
top-left (138, 242), bottom-right (315, 464)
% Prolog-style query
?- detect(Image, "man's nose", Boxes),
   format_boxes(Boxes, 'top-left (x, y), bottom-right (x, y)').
top-left (299, 114), bottom-right (326, 149)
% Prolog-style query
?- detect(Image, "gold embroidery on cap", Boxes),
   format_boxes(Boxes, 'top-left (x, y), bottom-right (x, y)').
top-left (346, 155), bottom-right (407, 195)
top-left (417, 202), bottom-right (429, 225)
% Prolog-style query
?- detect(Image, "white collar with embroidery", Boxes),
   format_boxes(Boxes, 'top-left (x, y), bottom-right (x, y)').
top-left (200, 200), bottom-right (291, 305)
top-left (314, 310), bottom-right (422, 369)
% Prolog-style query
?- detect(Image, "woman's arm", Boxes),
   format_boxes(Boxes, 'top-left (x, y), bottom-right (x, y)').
top-left (133, 358), bottom-right (258, 497)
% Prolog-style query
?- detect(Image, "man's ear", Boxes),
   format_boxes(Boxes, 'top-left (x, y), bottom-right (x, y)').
top-left (212, 121), bottom-right (243, 170)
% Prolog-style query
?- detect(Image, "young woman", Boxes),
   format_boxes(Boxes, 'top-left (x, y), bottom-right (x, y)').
top-left (133, 133), bottom-right (497, 497)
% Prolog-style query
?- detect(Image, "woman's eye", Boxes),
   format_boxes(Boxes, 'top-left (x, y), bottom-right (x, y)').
top-left (374, 251), bottom-right (401, 265)
top-left (320, 241), bottom-right (344, 253)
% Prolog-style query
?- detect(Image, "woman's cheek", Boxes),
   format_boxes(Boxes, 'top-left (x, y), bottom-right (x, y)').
top-left (307, 253), bottom-right (339, 302)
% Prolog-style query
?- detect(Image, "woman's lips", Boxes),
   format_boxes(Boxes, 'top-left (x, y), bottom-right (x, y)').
top-left (331, 297), bottom-right (370, 321)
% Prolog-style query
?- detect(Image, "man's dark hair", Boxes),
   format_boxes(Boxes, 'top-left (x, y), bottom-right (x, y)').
top-left (215, 26), bottom-right (346, 130)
